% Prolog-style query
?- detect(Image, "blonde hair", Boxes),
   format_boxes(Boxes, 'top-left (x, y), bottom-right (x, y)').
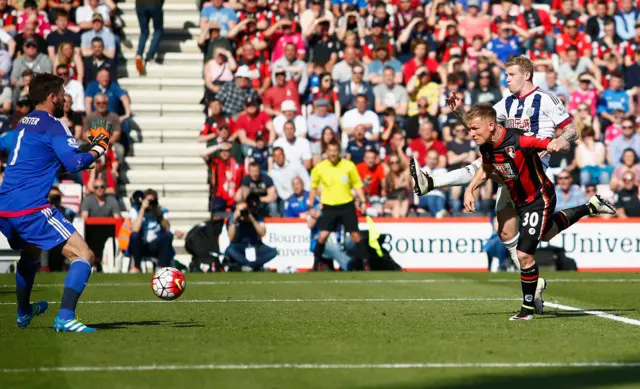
top-left (505, 55), bottom-right (534, 81)
top-left (56, 42), bottom-right (74, 65)
top-left (464, 104), bottom-right (497, 123)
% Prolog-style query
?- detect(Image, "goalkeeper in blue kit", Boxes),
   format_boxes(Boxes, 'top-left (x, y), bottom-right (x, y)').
top-left (0, 73), bottom-right (112, 332)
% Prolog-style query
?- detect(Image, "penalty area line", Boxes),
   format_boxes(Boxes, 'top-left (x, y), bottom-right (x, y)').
top-left (545, 302), bottom-right (640, 327)
top-left (2, 361), bottom-right (640, 373)
top-left (0, 297), bottom-right (521, 306)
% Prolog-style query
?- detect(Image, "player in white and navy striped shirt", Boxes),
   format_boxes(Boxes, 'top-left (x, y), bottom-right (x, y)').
top-left (410, 56), bottom-right (579, 316)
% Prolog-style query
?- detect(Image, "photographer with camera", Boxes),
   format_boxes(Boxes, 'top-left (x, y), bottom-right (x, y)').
top-left (129, 189), bottom-right (175, 271)
top-left (224, 195), bottom-right (277, 271)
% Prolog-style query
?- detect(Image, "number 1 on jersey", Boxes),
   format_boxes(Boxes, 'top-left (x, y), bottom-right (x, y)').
top-left (9, 129), bottom-right (25, 166)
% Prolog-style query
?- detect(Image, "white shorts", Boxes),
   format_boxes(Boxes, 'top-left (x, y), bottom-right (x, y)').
top-left (495, 153), bottom-right (550, 212)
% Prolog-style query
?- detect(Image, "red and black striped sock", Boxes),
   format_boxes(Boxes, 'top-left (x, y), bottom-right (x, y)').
top-left (551, 204), bottom-right (593, 232)
top-left (520, 264), bottom-right (539, 312)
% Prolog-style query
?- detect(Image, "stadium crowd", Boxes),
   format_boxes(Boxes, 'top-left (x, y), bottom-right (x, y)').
top-left (198, 0), bottom-right (640, 220)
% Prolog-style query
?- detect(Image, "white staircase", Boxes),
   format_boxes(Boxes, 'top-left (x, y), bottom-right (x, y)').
top-left (118, 0), bottom-right (208, 254)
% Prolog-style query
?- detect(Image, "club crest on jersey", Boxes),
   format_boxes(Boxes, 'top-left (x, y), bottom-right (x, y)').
top-left (505, 146), bottom-right (516, 159)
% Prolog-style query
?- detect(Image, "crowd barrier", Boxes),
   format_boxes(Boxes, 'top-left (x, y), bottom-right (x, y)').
top-left (2, 217), bottom-right (639, 272)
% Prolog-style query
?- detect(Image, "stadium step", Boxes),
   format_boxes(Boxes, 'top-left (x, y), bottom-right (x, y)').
top-left (132, 142), bottom-right (204, 157)
top-left (131, 129), bottom-right (200, 143)
top-left (118, 2), bottom-right (198, 12)
top-left (118, 63), bottom-right (202, 78)
top-left (126, 156), bottom-right (204, 170)
top-left (126, 169), bottom-right (207, 184)
top-left (122, 183), bottom-right (210, 198)
top-left (158, 197), bottom-right (208, 212)
top-left (118, 76), bottom-right (204, 91)
top-left (121, 12), bottom-right (199, 30)
top-left (130, 103), bottom-right (203, 116)
top-left (128, 89), bottom-right (202, 104)
top-left (132, 115), bottom-right (203, 131)
top-left (165, 211), bottom-right (210, 228)
top-left (120, 38), bottom-right (200, 54)
top-left (123, 27), bottom-right (200, 41)
top-left (121, 52), bottom-right (205, 67)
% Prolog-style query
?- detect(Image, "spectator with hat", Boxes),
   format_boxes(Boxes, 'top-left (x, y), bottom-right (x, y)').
top-left (200, 20), bottom-right (233, 61)
top-left (362, 18), bottom-right (393, 62)
top-left (273, 99), bottom-right (307, 139)
top-left (199, 98), bottom-right (235, 142)
top-left (76, 0), bottom-right (111, 31)
top-left (233, 94), bottom-right (274, 146)
top-left (216, 65), bottom-right (258, 117)
top-left (199, 121), bottom-right (243, 163)
top-left (271, 42), bottom-right (308, 96)
top-left (11, 38), bottom-right (52, 87)
top-left (203, 46), bottom-right (237, 101)
top-left (80, 12), bottom-right (116, 58)
top-left (263, 67), bottom-right (300, 116)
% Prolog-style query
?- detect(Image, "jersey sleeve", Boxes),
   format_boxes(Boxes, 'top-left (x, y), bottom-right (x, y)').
top-left (50, 119), bottom-right (96, 173)
top-left (518, 134), bottom-right (551, 151)
top-left (542, 93), bottom-right (572, 129)
top-left (493, 98), bottom-right (508, 126)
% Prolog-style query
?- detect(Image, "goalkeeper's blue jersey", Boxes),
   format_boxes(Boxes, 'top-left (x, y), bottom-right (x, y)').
top-left (0, 110), bottom-right (94, 217)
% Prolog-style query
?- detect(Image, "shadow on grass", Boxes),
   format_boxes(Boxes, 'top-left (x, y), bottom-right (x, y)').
top-left (90, 320), bottom-right (205, 330)
top-left (372, 365), bottom-right (640, 389)
top-left (465, 308), bottom-right (636, 319)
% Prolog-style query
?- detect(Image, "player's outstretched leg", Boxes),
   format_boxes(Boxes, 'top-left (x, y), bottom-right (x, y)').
top-left (16, 245), bottom-right (49, 328)
top-left (510, 251), bottom-right (539, 321)
top-left (410, 158), bottom-right (482, 196)
top-left (543, 195), bottom-right (616, 242)
top-left (53, 232), bottom-right (96, 333)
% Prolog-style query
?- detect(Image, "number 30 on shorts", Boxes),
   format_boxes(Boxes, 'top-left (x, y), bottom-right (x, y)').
top-left (521, 212), bottom-right (539, 236)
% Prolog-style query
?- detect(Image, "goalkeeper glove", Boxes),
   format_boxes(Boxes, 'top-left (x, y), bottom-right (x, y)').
top-left (88, 117), bottom-right (113, 156)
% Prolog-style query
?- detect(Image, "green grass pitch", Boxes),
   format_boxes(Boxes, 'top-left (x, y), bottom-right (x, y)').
top-left (1, 271), bottom-right (640, 389)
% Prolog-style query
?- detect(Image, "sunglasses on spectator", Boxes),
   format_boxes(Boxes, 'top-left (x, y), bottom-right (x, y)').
top-left (418, 104), bottom-right (428, 108)
top-left (95, 101), bottom-right (107, 106)
top-left (57, 72), bottom-right (69, 76)
top-left (95, 185), bottom-right (106, 189)
top-left (622, 126), bottom-right (634, 129)
top-left (25, 44), bottom-right (36, 48)
top-left (353, 71), bottom-right (363, 75)
top-left (389, 160), bottom-right (400, 165)
top-left (557, 176), bottom-right (570, 180)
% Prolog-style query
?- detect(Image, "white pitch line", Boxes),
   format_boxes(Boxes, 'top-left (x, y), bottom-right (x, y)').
top-left (1, 278), bottom-right (639, 288)
top-left (2, 361), bottom-right (640, 373)
top-left (0, 297), bottom-right (521, 306)
top-left (544, 302), bottom-right (640, 327)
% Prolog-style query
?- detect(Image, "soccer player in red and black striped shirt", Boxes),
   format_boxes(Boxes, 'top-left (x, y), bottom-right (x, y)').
top-left (463, 104), bottom-right (616, 321)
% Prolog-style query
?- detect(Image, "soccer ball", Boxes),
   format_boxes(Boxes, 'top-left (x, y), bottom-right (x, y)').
top-left (151, 267), bottom-right (186, 301)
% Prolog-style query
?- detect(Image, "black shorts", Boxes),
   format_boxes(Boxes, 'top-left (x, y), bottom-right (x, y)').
top-left (516, 192), bottom-right (557, 255)
top-left (317, 202), bottom-right (360, 233)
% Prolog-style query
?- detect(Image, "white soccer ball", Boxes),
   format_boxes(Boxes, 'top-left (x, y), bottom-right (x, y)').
top-left (151, 267), bottom-right (186, 300)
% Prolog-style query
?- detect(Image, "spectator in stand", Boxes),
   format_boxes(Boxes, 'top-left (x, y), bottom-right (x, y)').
top-left (576, 126), bottom-right (611, 185)
top-left (263, 68), bottom-right (299, 116)
top-left (300, 0), bottom-right (334, 37)
top-left (332, 46), bottom-right (366, 84)
top-left (407, 68), bottom-right (441, 119)
top-left (614, 0), bottom-right (640, 42)
top-left (46, 11), bottom-right (79, 59)
top-left (75, 0), bottom-right (109, 31)
top-left (273, 99), bottom-right (306, 138)
top-left (341, 93), bottom-right (380, 142)
top-left (458, 0), bottom-right (491, 44)
top-left (308, 71), bottom-right (340, 115)
top-left (273, 120), bottom-right (312, 170)
top-left (598, 71), bottom-right (634, 128)
top-left (199, 99), bottom-right (235, 138)
top-left (85, 69), bottom-right (132, 141)
top-left (486, 22), bottom-right (524, 67)
top-left (368, 44), bottom-right (402, 86)
top-left (569, 73), bottom-right (599, 116)
top-left (84, 92), bottom-right (123, 160)
top-left (203, 46), bottom-right (236, 102)
top-left (469, 69), bottom-right (501, 106)
top-left (269, 147), bottom-right (311, 209)
top-left (305, 17), bottom-right (340, 73)
top-left (337, 63), bottom-right (374, 113)
top-left (307, 99), bottom-right (338, 155)
top-left (361, 17), bottom-right (393, 63)
top-left (11, 95), bottom-right (33, 128)
top-left (80, 177), bottom-right (121, 218)
top-left (610, 118), bottom-right (640, 168)
top-left (547, 125), bottom-right (579, 184)
top-left (417, 149), bottom-right (448, 218)
top-left (129, 189), bottom-right (175, 271)
top-left (199, 0), bottom-right (237, 37)
top-left (237, 161), bottom-right (278, 216)
top-left (216, 65), bottom-right (258, 117)
top-left (626, 46), bottom-right (640, 93)
top-left (84, 143), bottom-right (118, 194)
top-left (592, 19), bottom-right (624, 69)
top-left (556, 19), bottom-right (592, 60)
top-left (610, 148), bottom-right (640, 192)
top-left (396, 16), bottom-right (436, 64)
top-left (245, 131), bottom-right (270, 172)
top-left (576, 103), bottom-right (603, 142)
top-left (402, 39), bottom-right (436, 87)
top-left (357, 148), bottom-right (386, 204)
top-left (408, 121), bottom-right (447, 168)
top-left (406, 96), bottom-right (438, 140)
top-left (55, 42), bottom-right (83, 82)
top-left (283, 176), bottom-right (313, 218)
top-left (82, 37), bottom-right (115, 86)
top-left (55, 63), bottom-right (84, 112)
top-left (585, 0), bottom-right (610, 42)
top-left (0, 41), bottom-right (11, 89)
top-left (346, 124), bottom-right (377, 165)
top-left (516, 0), bottom-right (554, 51)
top-left (233, 94), bottom-right (274, 146)
top-left (615, 171), bottom-right (640, 217)
top-left (373, 67), bottom-right (409, 119)
top-left (384, 153), bottom-right (410, 218)
top-left (200, 21), bottom-right (233, 61)
top-left (199, 122), bottom-right (243, 163)
top-left (446, 124), bottom-right (476, 214)
top-left (541, 70), bottom-right (571, 105)
top-left (235, 42), bottom-right (271, 97)
top-left (61, 93), bottom-right (82, 140)
top-left (266, 14), bottom-right (306, 64)
top-left (0, 0), bottom-right (18, 35)
top-left (15, 20), bottom-right (46, 56)
top-left (554, 0), bottom-right (583, 34)
top-left (17, 0), bottom-right (50, 37)
top-left (11, 39), bottom-right (52, 86)
top-left (80, 13), bottom-right (116, 59)
top-left (11, 69), bottom-right (32, 112)
top-left (271, 42), bottom-right (308, 96)
top-left (48, 0), bottom-right (81, 27)
top-left (202, 141), bottom-right (244, 213)
top-left (0, 81), bottom-right (11, 128)
top-left (558, 46), bottom-right (600, 90)
top-left (134, 0), bottom-right (164, 75)
top-left (554, 170), bottom-right (586, 213)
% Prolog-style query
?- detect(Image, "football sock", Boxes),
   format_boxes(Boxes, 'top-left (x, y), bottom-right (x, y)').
top-left (520, 264), bottom-right (539, 312)
top-left (313, 242), bottom-right (326, 262)
top-left (59, 258), bottom-right (91, 321)
top-left (16, 259), bottom-right (39, 317)
top-left (551, 204), bottom-right (594, 232)
top-left (502, 234), bottom-right (520, 271)
top-left (430, 160), bottom-right (480, 189)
